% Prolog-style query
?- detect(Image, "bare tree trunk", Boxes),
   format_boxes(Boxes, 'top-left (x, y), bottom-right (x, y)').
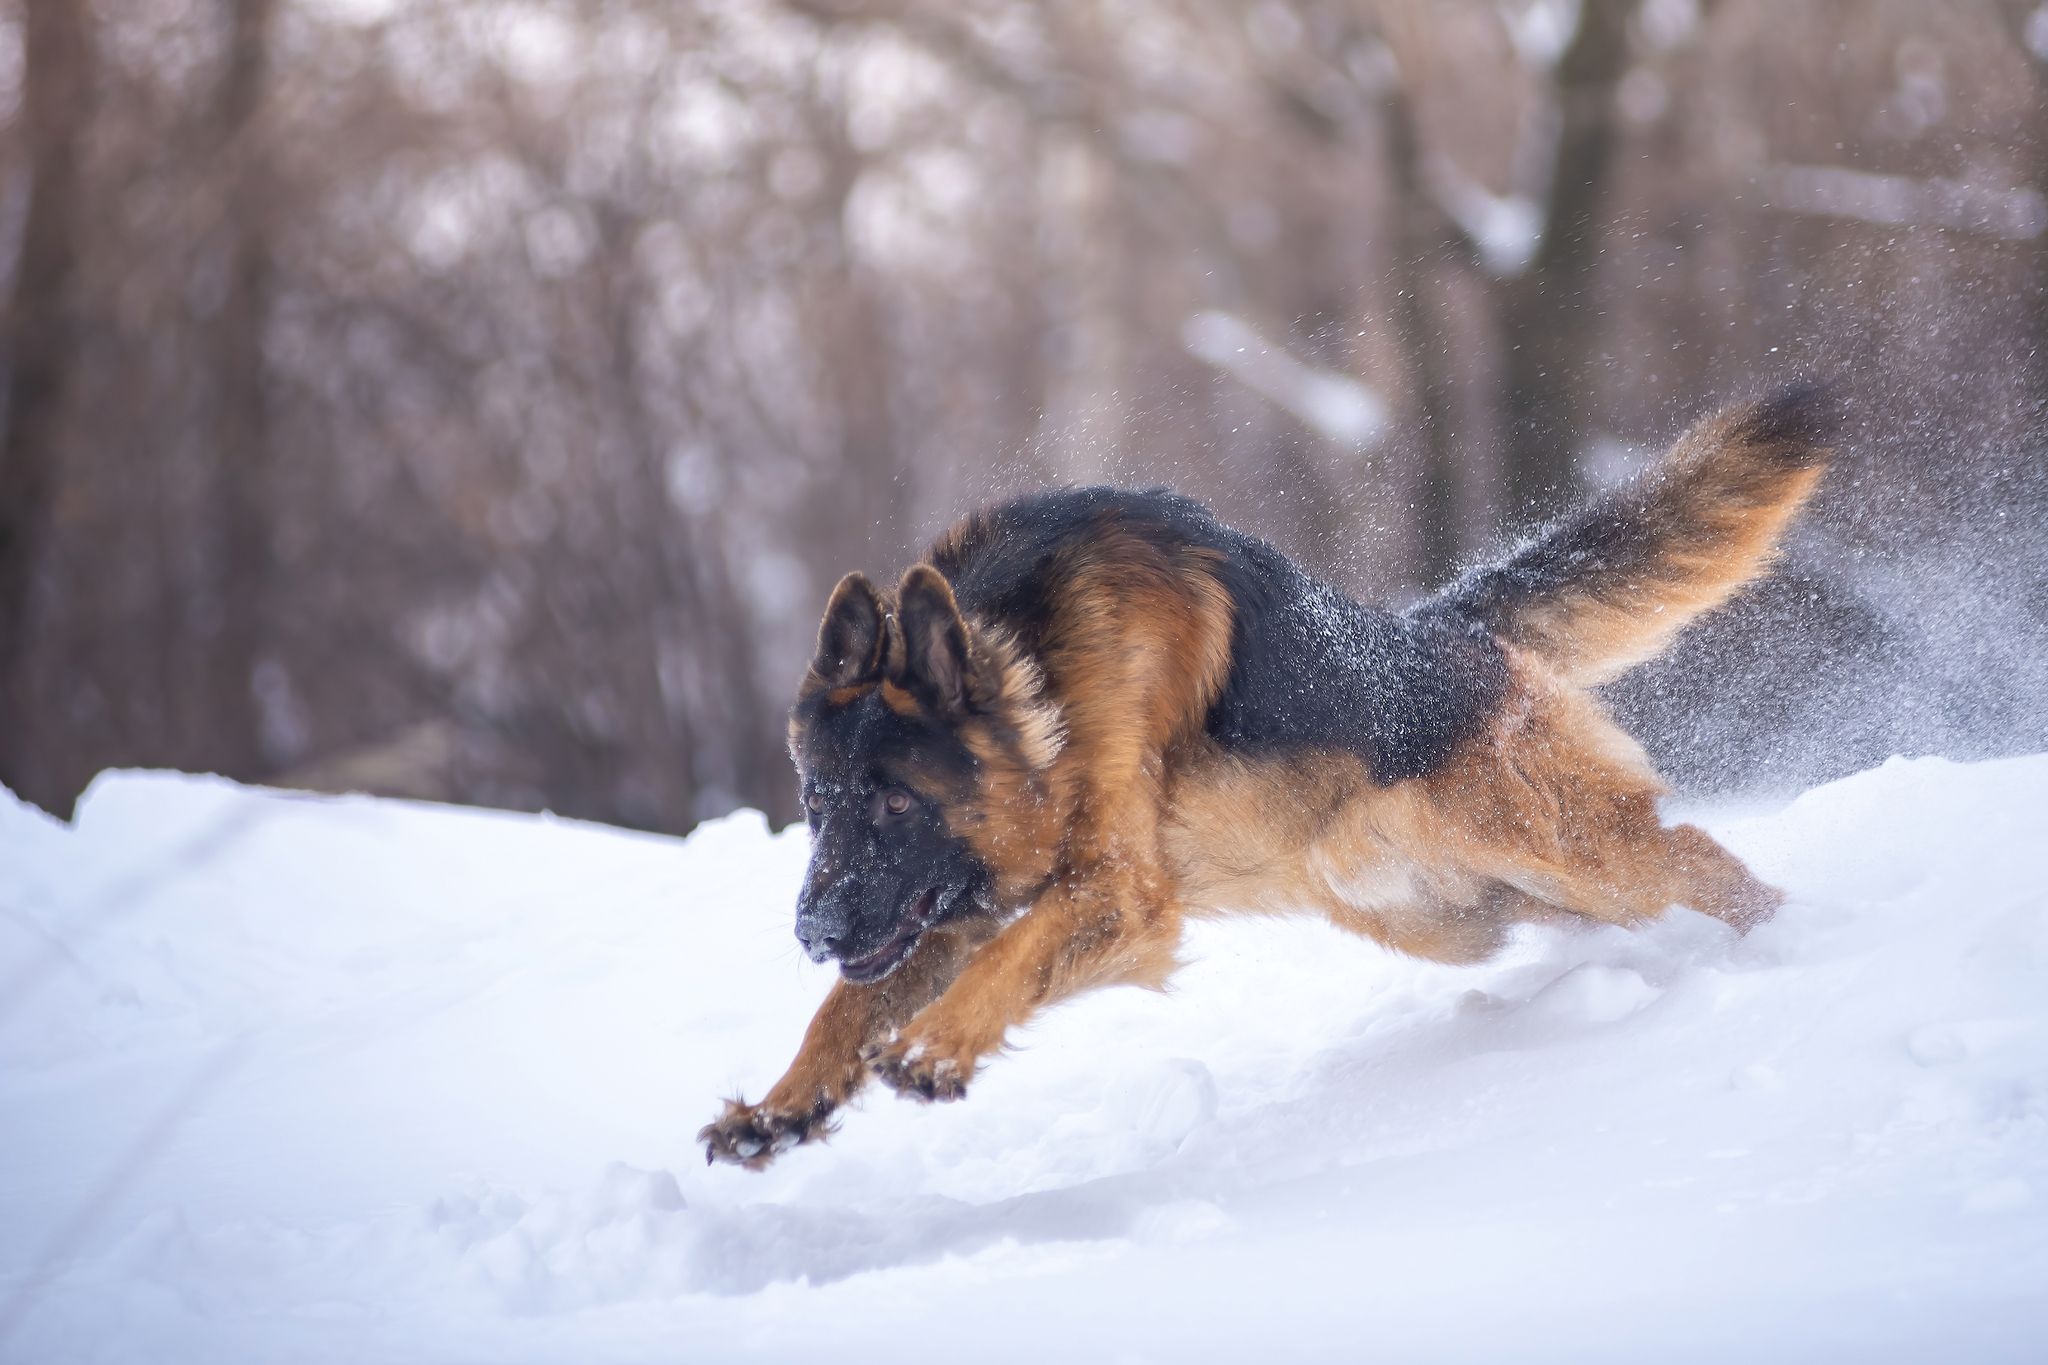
top-left (596, 205), bottom-right (774, 827)
top-left (1998, 0), bottom-right (2048, 646)
top-left (0, 0), bottom-right (91, 808)
top-left (1499, 0), bottom-right (1635, 521)
top-left (811, 116), bottom-right (908, 571)
top-left (194, 0), bottom-right (276, 779)
top-left (1380, 79), bottom-right (1465, 588)
top-left (2005, 1), bottom-right (2048, 427)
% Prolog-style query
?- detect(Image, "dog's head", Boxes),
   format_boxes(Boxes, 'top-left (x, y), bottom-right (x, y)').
top-left (786, 565), bottom-right (1063, 983)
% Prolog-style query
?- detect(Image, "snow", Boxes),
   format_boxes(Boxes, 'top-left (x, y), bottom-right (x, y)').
top-left (2, 754), bottom-right (2045, 1362)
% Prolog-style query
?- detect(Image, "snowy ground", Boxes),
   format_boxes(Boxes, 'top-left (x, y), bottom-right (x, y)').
top-left (1, 754), bottom-right (2044, 1363)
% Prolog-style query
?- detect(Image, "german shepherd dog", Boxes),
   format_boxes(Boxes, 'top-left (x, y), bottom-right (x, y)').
top-left (702, 382), bottom-right (1836, 1169)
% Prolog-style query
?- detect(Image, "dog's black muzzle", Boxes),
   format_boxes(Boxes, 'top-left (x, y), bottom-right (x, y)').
top-left (795, 879), bottom-right (942, 984)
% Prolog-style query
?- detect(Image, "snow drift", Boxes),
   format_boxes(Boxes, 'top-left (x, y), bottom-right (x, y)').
top-left (1, 754), bottom-right (2044, 1362)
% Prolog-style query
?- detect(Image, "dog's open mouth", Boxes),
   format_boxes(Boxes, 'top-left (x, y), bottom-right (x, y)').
top-left (838, 888), bottom-right (940, 984)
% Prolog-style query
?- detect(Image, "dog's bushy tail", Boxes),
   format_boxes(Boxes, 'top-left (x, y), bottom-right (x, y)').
top-left (1427, 380), bottom-right (1840, 686)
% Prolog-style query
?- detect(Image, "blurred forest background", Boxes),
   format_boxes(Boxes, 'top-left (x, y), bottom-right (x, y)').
top-left (0, 0), bottom-right (2045, 834)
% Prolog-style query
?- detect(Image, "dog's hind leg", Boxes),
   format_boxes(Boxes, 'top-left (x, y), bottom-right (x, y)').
top-left (701, 926), bottom-right (977, 1167)
top-left (1420, 657), bottom-right (1782, 936)
top-left (1496, 814), bottom-right (1782, 933)
top-left (1453, 758), bottom-right (1781, 934)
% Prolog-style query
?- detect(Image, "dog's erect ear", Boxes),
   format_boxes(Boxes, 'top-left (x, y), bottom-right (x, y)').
top-left (893, 564), bottom-right (974, 716)
top-left (808, 572), bottom-right (887, 690)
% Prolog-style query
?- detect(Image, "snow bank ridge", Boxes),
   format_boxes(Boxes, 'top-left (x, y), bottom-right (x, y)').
top-left (0, 753), bottom-right (2043, 1361)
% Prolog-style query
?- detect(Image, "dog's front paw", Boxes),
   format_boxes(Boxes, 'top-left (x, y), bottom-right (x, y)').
top-left (699, 1097), bottom-right (830, 1170)
top-left (860, 1035), bottom-right (972, 1103)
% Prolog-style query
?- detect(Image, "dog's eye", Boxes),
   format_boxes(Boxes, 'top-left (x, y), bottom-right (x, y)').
top-left (883, 791), bottom-right (912, 816)
top-left (806, 792), bottom-right (823, 813)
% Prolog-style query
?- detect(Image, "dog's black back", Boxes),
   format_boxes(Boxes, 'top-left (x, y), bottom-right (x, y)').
top-left (930, 487), bottom-right (1507, 784)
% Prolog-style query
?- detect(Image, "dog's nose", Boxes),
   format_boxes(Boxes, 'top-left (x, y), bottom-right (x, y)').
top-left (795, 900), bottom-right (849, 962)
top-left (795, 921), bottom-right (840, 961)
